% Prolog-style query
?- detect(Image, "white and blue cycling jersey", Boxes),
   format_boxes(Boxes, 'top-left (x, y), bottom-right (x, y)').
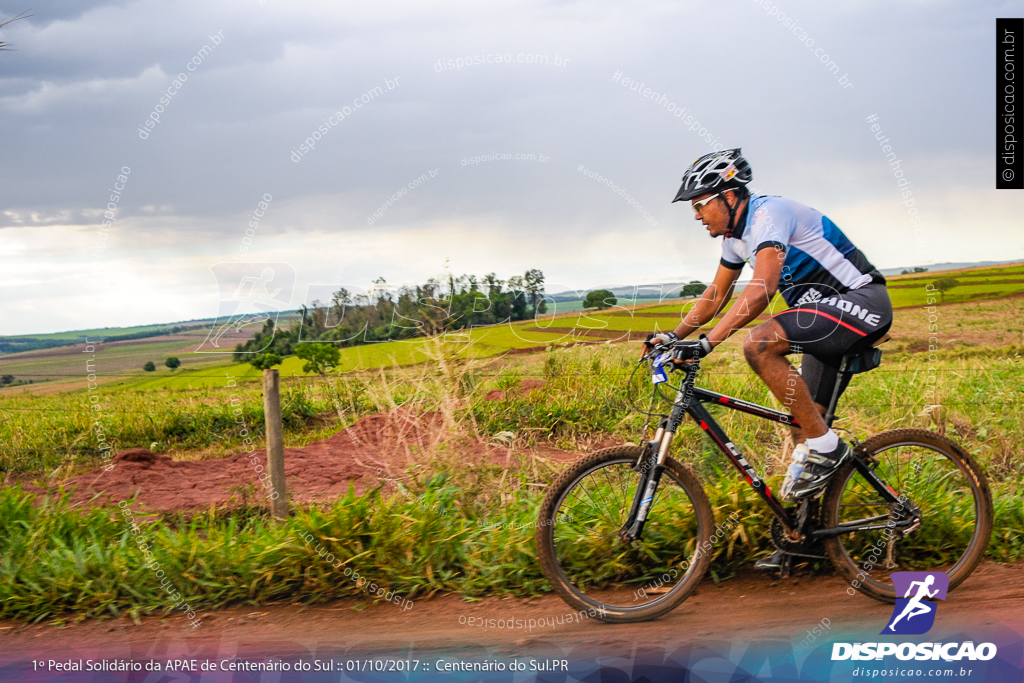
top-left (720, 194), bottom-right (885, 307)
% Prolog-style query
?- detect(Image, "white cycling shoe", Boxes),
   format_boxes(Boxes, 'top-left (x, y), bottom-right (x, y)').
top-left (782, 440), bottom-right (852, 501)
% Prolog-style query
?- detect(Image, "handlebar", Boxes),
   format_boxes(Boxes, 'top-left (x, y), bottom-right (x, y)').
top-left (639, 341), bottom-right (702, 369)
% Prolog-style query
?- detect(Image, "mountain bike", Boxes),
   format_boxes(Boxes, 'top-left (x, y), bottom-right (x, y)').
top-left (534, 339), bottom-right (993, 623)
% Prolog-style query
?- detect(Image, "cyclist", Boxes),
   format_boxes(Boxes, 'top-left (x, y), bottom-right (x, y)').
top-left (647, 148), bottom-right (892, 507)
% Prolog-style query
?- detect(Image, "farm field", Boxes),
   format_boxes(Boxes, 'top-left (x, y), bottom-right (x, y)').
top-left (2, 263), bottom-right (1024, 480)
top-left (4, 262), bottom-right (1022, 394)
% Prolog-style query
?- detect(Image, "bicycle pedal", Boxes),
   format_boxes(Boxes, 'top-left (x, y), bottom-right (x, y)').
top-left (755, 550), bottom-right (789, 572)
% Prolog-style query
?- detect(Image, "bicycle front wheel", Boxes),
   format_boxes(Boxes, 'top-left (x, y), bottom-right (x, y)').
top-left (535, 445), bottom-right (714, 623)
top-left (822, 428), bottom-right (993, 603)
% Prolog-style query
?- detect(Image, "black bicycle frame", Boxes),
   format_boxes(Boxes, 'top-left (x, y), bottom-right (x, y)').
top-left (621, 363), bottom-right (914, 540)
top-left (687, 387), bottom-right (796, 528)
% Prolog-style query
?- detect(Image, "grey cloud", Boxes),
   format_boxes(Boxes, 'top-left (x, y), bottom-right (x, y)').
top-left (1, 0), bottom-right (1019, 333)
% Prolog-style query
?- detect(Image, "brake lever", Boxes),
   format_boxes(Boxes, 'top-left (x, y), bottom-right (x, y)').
top-left (639, 343), bottom-right (671, 362)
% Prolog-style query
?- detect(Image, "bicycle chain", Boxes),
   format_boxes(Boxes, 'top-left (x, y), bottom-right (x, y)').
top-left (769, 514), bottom-right (828, 559)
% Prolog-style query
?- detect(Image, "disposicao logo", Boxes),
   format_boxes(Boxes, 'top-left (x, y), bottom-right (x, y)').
top-left (831, 571), bottom-right (998, 663)
top-left (882, 571), bottom-right (948, 635)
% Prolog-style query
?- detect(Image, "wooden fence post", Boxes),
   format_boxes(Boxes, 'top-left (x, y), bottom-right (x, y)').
top-left (262, 368), bottom-right (289, 521)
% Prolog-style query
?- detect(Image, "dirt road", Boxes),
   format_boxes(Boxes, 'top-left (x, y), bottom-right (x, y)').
top-left (3, 562), bottom-right (1021, 667)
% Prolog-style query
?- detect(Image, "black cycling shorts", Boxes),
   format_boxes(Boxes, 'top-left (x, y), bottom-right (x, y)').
top-left (771, 283), bottom-right (893, 407)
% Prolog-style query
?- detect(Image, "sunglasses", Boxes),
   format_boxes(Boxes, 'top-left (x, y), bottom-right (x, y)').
top-left (690, 190), bottom-right (732, 214)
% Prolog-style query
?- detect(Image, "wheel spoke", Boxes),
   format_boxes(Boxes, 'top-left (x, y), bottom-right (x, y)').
top-left (541, 451), bottom-right (709, 615)
top-left (825, 432), bottom-right (990, 601)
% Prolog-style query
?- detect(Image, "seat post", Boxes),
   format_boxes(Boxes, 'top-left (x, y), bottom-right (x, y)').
top-left (823, 355), bottom-right (852, 427)
top-left (822, 334), bottom-right (889, 428)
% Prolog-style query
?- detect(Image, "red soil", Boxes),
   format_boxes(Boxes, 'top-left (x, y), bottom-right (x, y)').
top-left (31, 410), bottom-right (594, 514)
top-left (483, 378), bottom-right (547, 401)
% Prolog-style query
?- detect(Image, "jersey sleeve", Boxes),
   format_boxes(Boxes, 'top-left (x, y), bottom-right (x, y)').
top-left (720, 240), bottom-right (745, 270)
top-left (748, 197), bottom-right (796, 253)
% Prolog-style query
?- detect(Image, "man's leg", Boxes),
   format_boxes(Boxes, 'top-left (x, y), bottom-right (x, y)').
top-left (744, 318), bottom-right (852, 500)
top-left (743, 319), bottom-right (828, 439)
top-left (789, 354), bottom-right (839, 443)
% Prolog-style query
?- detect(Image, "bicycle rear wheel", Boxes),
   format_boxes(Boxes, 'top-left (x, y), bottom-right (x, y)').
top-left (822, 428), bottom-right (993, 603)
top-left (535, 445), bottom-right (714, 623)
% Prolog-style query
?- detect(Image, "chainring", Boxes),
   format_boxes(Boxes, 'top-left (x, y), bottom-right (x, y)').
top-left (769, 515), bottom-right (828, 559)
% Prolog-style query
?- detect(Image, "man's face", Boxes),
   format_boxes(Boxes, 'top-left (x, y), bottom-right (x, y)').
top-left (691, 190), bottom-right (737, 238)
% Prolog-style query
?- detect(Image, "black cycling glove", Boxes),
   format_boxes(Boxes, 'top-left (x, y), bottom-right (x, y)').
top-left (670, 334), bottom-right (713, 362)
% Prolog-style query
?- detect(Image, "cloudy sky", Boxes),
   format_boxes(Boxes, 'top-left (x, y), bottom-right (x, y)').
top-left (0, 0), bottom-right (1019, 335)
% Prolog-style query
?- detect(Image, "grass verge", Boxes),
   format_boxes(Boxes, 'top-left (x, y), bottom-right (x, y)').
top-left (2, 471), bottom-right (1021, 625)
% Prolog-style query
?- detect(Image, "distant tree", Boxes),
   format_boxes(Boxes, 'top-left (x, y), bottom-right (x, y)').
top-left (248, 353), bottom-right (283, 371)
top-left (933, 278), bottom-right (960, 303)
top-left (143, 361), bottom-right (156, 372)
top-left (681, 280), bottom-right (705, 298)
top-left (0, 374), bottom-right (14, 385)
top-left (482, 272), bottom-right (502, 297)
top-left (583, 289), bottom-right (617, 310)
top-left (523, 269), bottom-right (546, 314)
top-left (901, 270), bottom-right (909, 275)
top-left (295, 343), bottom-right (340, 376)
top-left (915, 267), bottom-right (929, 273)
top-left (164, 356), bottom-right (181, 370)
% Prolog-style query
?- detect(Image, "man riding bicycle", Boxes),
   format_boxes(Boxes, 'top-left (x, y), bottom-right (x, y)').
top-left (647, 148), bottom-right (893, 512)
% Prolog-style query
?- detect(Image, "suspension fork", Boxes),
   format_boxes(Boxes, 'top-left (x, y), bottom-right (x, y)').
top-left (621, 369), bottom-right (695, 542)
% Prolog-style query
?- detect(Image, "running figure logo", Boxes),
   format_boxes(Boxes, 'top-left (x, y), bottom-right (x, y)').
top-left (881, 571), bottom-right (949, 635)
top-left (196, 262), bottom-right (295, 354)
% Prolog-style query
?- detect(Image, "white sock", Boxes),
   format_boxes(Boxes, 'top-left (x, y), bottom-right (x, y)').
top-left (805, 429), bottom-right (839, 454)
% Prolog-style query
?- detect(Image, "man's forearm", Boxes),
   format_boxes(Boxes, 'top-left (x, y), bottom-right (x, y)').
top-left (672, 296), bottom-right (721, 338)
top-left (706, 293), bottom-right (770, 346)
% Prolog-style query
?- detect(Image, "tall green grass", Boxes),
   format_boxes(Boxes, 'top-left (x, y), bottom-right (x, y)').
top-left (0, 382), bottom-right (329, 477)
top-left (2, 340), bottom-right (1023, 623)
top-left (5, 339), bottom-right (1024, 483)
top-left (472, 343), bottom-right (1024, 480)
top-left (2, 470), bottom-right (1020, 624)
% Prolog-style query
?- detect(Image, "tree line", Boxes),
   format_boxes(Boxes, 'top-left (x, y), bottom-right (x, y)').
top-left (232, 269), bottom-right (547, 361)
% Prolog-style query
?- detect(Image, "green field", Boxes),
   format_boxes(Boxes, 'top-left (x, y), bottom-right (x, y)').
top-left (3, 261), bottom-right (1024, 480)
top-left (4, 263), bottom-right (1023, 394)
top-left (2, 332), bottom-right (1023, 623)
